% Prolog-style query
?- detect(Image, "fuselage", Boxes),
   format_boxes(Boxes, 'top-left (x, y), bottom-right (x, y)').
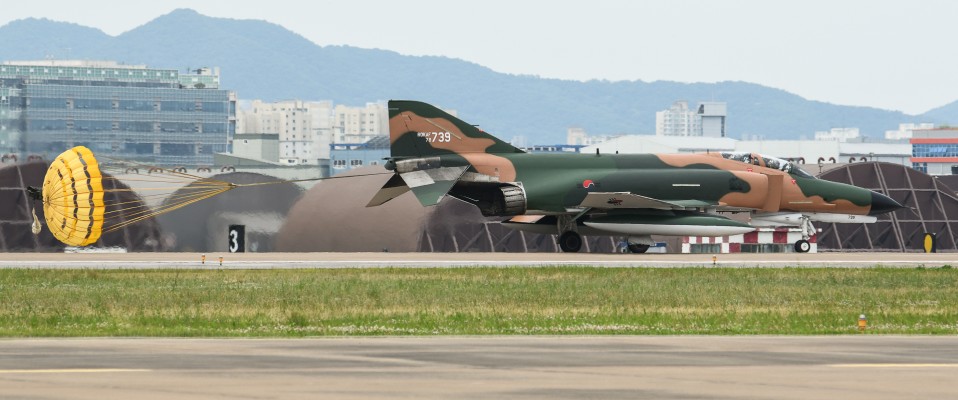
top-left (445, 151), bottom-right (881, 216)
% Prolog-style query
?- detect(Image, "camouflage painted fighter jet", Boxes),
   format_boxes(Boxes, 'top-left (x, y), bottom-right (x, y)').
top-left (368, 100), bottom-right (903, 253)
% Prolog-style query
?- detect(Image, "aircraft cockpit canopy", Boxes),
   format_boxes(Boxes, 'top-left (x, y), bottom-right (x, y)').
top-left (719, 152), bottom-right (816, 179)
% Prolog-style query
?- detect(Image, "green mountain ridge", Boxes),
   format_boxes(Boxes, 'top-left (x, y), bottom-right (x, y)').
top-left (0, 9), bottom-right (951, 143)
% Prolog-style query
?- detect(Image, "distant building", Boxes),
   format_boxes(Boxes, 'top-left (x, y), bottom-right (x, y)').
top-left (333, 102), bottom-right (389, 144)
top-left (566, 127), bottom-right (620, 146)
top-left (911, 128), bottom-right (958, 175)
top-left (0, 60), bottom-right (236, 166)
top-left (329, 135), bottom-right (389, 176)
top-left (814, 127), bottom-right (860, 142)
top-left (697, 102), bottom-right (727, 137)
top-left (885, 123), bottom-right (935, 140)
top-left (655, 100), bottom-right (726, 137)
top-left (231, 133), bottom-right (279, 163)
top-left (656, 101), bottom-right (700, 136)
top-left (237, 100), bottom-right (333, 165)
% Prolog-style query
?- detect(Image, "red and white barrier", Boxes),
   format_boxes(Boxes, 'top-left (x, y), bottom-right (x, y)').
top-left (682, 228), bottom-right (817, 253)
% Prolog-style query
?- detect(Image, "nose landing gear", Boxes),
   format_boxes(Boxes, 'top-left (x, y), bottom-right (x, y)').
top-left (794, 215), bottom-right (816, 253)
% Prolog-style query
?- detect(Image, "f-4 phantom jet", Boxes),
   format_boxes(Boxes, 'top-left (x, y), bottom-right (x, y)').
top-left (368, 100), bottom-right (903, 253)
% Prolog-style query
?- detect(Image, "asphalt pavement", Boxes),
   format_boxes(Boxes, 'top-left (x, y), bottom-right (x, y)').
top-left (1, 336), bottom-right (956, 399)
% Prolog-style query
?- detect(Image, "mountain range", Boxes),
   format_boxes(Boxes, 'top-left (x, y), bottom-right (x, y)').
top-left (0, 9), bottom-right (954, 143)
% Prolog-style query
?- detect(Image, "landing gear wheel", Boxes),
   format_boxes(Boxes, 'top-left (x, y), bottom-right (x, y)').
top-left (627, 244), bottom-right (650, 253)
top-left (794, 239), bottom-right (811, 253)
top-left (558, 231), bottom-right (583, 253)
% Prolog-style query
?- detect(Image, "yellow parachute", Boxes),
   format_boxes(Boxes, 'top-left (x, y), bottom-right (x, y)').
top-left (33, 146), bottom-right (375, 247)
top-left (37, 146), bottom-right (236, 247)
top-left (41, 146), bottom-right (105, 246)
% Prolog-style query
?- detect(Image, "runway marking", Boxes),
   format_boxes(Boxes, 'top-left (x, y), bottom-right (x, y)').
top-left (0, 368), bottom-right (150, 374)
top-left (831, 364), bottom-right (958, 368)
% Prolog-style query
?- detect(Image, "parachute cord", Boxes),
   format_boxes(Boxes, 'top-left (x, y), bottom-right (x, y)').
top-left (103, 186), bottom-right (234, 233)
top-left (99, 172), bottom-right (393, 233)
top-left (232, 171), bottom-right (393, 188)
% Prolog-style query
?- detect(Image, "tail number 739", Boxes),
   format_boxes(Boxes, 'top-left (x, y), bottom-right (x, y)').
top-left (418, 131), bottom-right (452, 143)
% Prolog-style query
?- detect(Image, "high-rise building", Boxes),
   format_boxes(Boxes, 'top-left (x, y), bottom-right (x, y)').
top-left (332, 102), bottom-right (389, 144)
top-left (656, 101), bottom-right (699, 136)
top-left (0, 60), bottom-right (235, 166)
top-left (655, 101), bottom-right (727, 137)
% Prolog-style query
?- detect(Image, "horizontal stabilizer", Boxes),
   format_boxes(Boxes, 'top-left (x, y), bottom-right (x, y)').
top-left (404, 166), bottom-right (469, 206)
top-left (366, 174), bottom-right (411, 207)
top-left (579, 192), bottom-right (686, 210)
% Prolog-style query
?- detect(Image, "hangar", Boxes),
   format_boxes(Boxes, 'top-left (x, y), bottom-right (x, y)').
top-left (817, 162), bottom-right (958, 251)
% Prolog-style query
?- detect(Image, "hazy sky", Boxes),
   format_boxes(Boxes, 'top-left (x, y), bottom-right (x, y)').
top-left (2, 0), bottom-right (954, 114)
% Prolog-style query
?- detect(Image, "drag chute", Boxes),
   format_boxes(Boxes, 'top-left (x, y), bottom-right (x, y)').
top-left (39, 146), bottom-right (105, 246)
top-left (29, 146), bottom-right (386, 247)
top-left (32, 146), bottom-right (236, 247)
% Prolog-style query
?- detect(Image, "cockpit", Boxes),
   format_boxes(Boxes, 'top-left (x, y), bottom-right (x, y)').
top-left (719, 152), bottom-right (816, 179)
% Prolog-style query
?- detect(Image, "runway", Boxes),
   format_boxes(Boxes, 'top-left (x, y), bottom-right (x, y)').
top-left (1, 336), bottom-right (956, 399)
top-left (0, 251), bottom-right (953, 268)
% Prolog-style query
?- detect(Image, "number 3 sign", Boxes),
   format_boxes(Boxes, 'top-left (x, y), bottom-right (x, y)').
top-left (228, 225), bottom-right (245, 253)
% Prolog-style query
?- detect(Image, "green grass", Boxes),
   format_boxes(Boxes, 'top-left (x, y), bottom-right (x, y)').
top-left (0, 267), bottom-right (956, 336)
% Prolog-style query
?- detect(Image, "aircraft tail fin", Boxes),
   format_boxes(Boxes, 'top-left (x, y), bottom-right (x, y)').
top-left (388, 100), bottom-right (524, 158)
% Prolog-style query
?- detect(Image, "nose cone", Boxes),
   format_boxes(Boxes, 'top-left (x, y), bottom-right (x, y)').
top-left (868, 191), bottom-right (904, 216)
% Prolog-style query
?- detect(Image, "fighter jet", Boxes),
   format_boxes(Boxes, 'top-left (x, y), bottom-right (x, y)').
top-left (368, 100), bottom-right (903, 253)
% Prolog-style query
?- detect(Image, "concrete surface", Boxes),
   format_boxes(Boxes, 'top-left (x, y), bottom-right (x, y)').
top-left (1, 337), bottom-right (956, 399)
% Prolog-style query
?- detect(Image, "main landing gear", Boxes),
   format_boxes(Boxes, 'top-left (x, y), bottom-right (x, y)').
top-left (557, 215), bottom-right (583, 252)
top-left (558, 231), bottom-right (583, 253)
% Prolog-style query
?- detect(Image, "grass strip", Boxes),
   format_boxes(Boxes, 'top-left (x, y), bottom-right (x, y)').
top-left (0, 266), bottom-right (956, 336)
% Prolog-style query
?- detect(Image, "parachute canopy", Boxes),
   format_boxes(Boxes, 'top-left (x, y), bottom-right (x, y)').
top-left (41, 146), bottom-right (105, 246)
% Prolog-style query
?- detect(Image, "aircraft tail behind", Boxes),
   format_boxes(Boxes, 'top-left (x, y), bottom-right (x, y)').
top-left (388, 100), bottom-right (523, 158)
